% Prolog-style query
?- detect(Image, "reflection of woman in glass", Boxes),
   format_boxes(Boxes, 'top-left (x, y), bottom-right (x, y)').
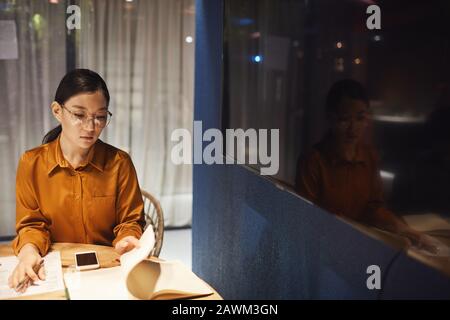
top-left (9, 69), bottom-right (145, 292)
top-left (295, 79), bottom-right (434, 250)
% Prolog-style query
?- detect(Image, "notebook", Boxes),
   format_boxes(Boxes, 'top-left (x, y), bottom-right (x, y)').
top-left (0, 251), bottom-right (65, 300)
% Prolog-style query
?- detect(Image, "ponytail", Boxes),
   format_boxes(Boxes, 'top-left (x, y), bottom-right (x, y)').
top-left (42, 125), bottom-right (62, 144)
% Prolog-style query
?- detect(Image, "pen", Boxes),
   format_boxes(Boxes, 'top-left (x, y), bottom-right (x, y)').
top-left (15, 259), bottom-right (45, 292)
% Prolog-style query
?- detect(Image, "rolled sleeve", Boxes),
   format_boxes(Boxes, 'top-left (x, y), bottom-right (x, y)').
top-left (12, 154), bottom-right (51, 256)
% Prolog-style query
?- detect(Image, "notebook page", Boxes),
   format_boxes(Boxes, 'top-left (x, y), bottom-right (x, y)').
top-left (0, 251), bottom-right (65, 300)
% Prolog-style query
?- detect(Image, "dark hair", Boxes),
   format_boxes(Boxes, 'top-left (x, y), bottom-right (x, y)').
top-left (325, 79), bottom-right (369, 114)
top-left (42, 69), bottom-right (110, 144)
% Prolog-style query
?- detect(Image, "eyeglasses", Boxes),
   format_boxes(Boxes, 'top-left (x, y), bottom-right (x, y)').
top-left (334, 113), bottom-right (369, 128)
top-left (61, 104), bottom-right (112, 128)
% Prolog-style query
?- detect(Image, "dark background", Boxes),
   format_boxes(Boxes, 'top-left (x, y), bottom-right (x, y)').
top-left (222, 0), bottom-right (450, 217)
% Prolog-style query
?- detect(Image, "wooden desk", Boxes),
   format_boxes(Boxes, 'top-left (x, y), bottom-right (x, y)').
top-left (0, 242), bottom-right (222, 300)
top-left (343, 217), bottom-right (450, 278)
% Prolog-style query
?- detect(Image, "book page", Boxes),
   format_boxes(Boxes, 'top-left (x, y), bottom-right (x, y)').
top-left (126, 259), bottom-right (213, 300)
top-left (120, 226), bottom-right (155, 276)
top-left (0, 251), bottom-right (65, 300)
top-left (63, 266), bottom-right (130, 300)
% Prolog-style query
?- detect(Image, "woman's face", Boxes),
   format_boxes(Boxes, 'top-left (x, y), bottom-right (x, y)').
top-left (53, 90), bottom-right (108, 150)
top-left (329, 97), bottom-right (369, 145)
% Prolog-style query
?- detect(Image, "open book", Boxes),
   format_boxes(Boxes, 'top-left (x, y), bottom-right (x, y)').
top-left (0, 251), bottom-right (65, 300)
top-left (64, 227), bottom-right (214, 300)
top-left (403, 213), bottom-right (450, 257)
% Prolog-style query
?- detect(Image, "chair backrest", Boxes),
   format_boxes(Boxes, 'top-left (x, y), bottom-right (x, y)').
top-left (141, 190), bottom-right (164, 257)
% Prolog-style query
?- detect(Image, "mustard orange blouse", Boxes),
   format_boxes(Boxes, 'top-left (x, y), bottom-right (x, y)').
top-left (12, 135), bottom-right (145, 256)
top-left (295, 135), bottom-right (394, 224)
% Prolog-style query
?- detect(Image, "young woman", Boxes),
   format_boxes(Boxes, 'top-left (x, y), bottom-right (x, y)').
top-left (8, 69), bottom-right (145, 292)
top-left (295, 79), bottom-right (436, 251)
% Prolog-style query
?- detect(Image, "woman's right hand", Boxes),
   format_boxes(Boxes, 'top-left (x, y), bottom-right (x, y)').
top-left (399, 227), bottom-right (439, 254)
top-left (8, 243), bottom-right (45, 293)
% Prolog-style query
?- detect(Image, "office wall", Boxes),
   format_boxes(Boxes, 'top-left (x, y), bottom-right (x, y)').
top-left (192, 0), bottom-right (450, 299)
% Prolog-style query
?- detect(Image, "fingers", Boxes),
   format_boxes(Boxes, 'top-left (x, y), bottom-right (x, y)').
top-left (407, 232), bottom-right (439, 254)
top-left (9, 264), bottom-right (27, 292)
top-left (8, 258), bottom-right (44, 292)
top-left (114, 241), bottom-right (128, 254)
top-left (38, 265), bottom-right (46, 280)
top-left (115, 237), bottom-right (141, 255)
top-left (16, 277), bottom-right (32, 293)
top-left (402, 230), bottom-right (421, 247)
top-left (25, 265), bottom-right (39, 282)
top-left (11, 264), bottom-right (25, 289)
top-left (419, 236), bottom-right (439, 254)
top-left (126, 237), bottom-right (141, 249)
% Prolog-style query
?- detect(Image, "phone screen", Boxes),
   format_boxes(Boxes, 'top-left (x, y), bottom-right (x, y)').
top-left (76, 252), bottom-right (98, 266)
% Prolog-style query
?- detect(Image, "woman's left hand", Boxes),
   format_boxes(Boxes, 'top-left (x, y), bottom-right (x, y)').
top-left (114, 236), bottom-right (141, 255)
top-left (400, 227), bottom-right (439, 254)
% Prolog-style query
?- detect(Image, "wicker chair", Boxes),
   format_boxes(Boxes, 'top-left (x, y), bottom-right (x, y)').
top-left (141, 190), bottom-right (164, 257)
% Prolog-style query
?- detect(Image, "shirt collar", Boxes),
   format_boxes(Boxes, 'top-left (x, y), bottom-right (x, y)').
top-left (319, 133), bottom-right (368, 167)
top-left (47, 134), bottom-right (105, 175)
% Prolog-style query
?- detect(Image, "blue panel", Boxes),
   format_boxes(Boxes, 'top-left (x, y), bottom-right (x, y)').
top-left (192, 0), bottom-right (223, 294)
top-left (193, 0), bottom-right (222, 129)
top-left (381, 253), bottom-right (450, 299)
top-left (193, 0), bottom-right (450, 300)
top-left (194, 163), bottom-right (403, 299)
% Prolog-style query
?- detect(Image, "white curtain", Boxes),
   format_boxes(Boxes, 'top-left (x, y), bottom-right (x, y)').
top-left (77, 0), bottom-right (195, 227)
top-left (0, 0), bottom-right (66, 237)
top-left (0, 0), bottom-right (195, 237)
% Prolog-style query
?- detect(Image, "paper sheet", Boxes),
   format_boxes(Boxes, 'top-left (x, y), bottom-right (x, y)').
top-left (120, 225), bottom-right (156, 275)
top-left (0, 251), bottom-right (65, 299)
top-left (63, 266), bottom-right (129, 300)
top-left (151, 260), bottom-right (213, 298)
